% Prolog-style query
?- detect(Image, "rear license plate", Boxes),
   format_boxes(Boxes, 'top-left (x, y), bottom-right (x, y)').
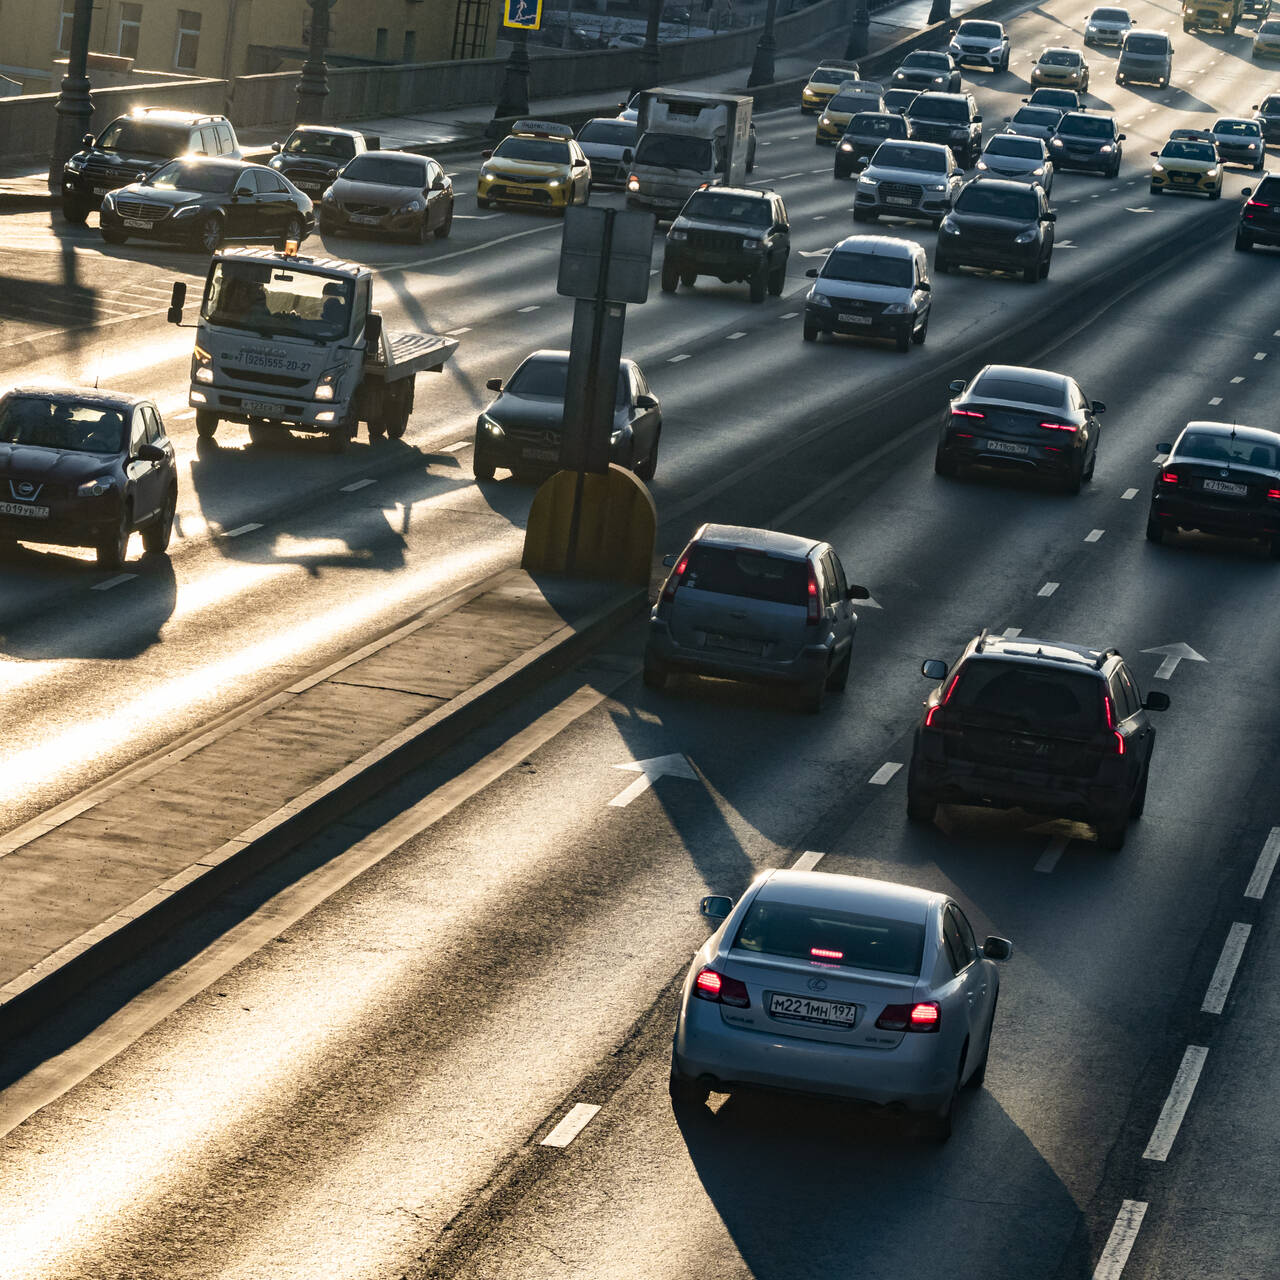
top-left (986, 439), bottom-right (1030, 454)
top-left (122, 218), bottom-right (153, 229)
top-left (885, 196), bottom-right (913, 206)
top-left (1202, 478), bottom-right (1247, 496)
top-left (0, 501), bottom-right (49, 518)
top-left (349, 214), bottom-right (381, 225)
top-left (706, 633), bottom-right (764, 655)
top-left (838, 313), bottom-right (872, 324)
top-left (768, 993), bottom-right (858, 1027)
top-left (522, 446), bottom-right (559, 461)
top-left (241, 399), bottom-right (287, 417)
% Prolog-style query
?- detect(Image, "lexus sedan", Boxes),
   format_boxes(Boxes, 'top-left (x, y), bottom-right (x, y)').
top-left (935, 178), bottom-right (1056, 282)
top-left (99, 158), bottom-right (313, 253)
top-left (977, 134), bottom-right (1054, 191)
top-left (671, 868), bottom-right (1013, 1140)
top-left (319, 150), bottom-right (454, 240)
top-left (934, 363), bottom-right (1104, 491)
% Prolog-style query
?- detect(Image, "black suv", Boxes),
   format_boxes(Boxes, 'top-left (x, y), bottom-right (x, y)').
top-left (907, 632), bottom-right (1169, 850)
top-left (935, 178), bottom-right (1056, 282)
top-left (61, 108), bottom-right (241, 225)
top-left (268, 126), bottom-right (372, 197)
top-left (0, 386), bottom-right (178, 569)
top-left (1236, 171), bottom-right (1280, 251)
top-left (906, 91), bottom-right (983, 166)
top-left (661, 187), bottom-right (790, 303)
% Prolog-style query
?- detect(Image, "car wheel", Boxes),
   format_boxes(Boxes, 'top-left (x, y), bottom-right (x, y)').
top-left (1022, 260), bottom-right (1040, 284)
top-left (436, 203), bottom-right (454, 238)
top-left (1210, 186), bottom-right (1221, 200)
top-left (799, 673), bottom-right (826, 714)
top-left (912, 311), bottom-right (928, 345)
top-left (1096, 821), bottom-right (1126, 851)
top-left (895, 324), bottom-right (911, 353)
top-left (967, 995), bottom-right (998, 1089)
top-left (826, 647), bottom-right (852, 692)
top-left (1145, 513), bottom-right (1165, 543)
top-left (62, 199), bottom-right (89, 225)
top-left (96, 504), bottom-right (132, 570)
top-left (1130, 762), bottom-right (1150, 818)
top-left (275, 214), bottom-right (304, 249)
top-left (922, 1054), bottom-right (964, 1142)
top-left (367, 419), bottom-right (386, 442)
top-left (100, 226), bottom-right (129, 245)
top-left (1064, 459), bottom-right (1084, 494)
top-left (1039, 253), bottom-right (1052, 279)
top-left (1110, 159), bottom-right (1121, 178)
top-left (195, 410), bottom-right (219, 439)
top-left (477, 196), bottom-right (491, 209)
top-left (141, 486), bottom-right (177, 555)
top-left (1150, 183), bottom-right (1160, 195)
top-left (668, 1070), bottom-right (708, 1107)
top-left (803, 320), bottom-right (818, 342)
top-left (768, 260), bottom-right (786, 296)
top-left (1235, 230), bottom-right (1253, 252)
top-left (680, 270), bottom-right (697, 287)
top-left (326, 426), bottom-right (349, 454)
top-left (1084, 445), bottom-right (1096, 480)
top-left (934, 446), bottom-right (957, 477)
top-left (473, 444), bottom-right (496, 481)
top-left (660, 260), bottom-right (679, 293)
top-left (748, 266), bottom-right (767, 304)
top-left (318, 212), bottom-right (335, 235)
top-left (196, 214), bottom-right (223, 254)
top-left (634, 427), bottom-right (660, 482)
top-left (643, 652), bottom-right (669, 690)
top-left (906, 762), bottom-right (938, 822)
top-left (247, 422), bottom-right (276, 447)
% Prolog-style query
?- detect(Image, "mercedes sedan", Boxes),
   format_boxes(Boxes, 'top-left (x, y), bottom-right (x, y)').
top-left (671, 868), bottom-right (1013, 1140)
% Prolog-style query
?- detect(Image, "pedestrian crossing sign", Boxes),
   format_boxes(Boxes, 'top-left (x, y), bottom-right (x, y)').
top-left (503, 0), bottom-right (542, 28)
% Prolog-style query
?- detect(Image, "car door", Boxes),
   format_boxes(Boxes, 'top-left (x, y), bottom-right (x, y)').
top-left (256, 169), bottom-right (293, 238)
top-left (1115, 664), bottom-right (1154, 771)
top-left (424, 160), bottom-right (448, 230)
top-left (125, 407), bottom-right (163, 523)
top-left (224, 168), bottom-right (259, 239)
top-left (913, 251), bottom-right (931, 323)
top-left (821, 548), bottom-right (854, 652)
top-left (770, 194), bottom-right (790, 268)
top-left (942, 904), bottom-right (988, 1055)
top-left (626, 365), bottom-right (658, 460)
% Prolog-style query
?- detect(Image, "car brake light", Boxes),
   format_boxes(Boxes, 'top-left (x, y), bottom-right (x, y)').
top-left (1246, 198), bottom-right (1270, 209)
top-left (1112, 730), bottom-right (1126, 755)
top-left (925, 668), bottom-right (961, 728)
top-left (952, 408), bottom-right (985, 418)
top-left (953, 432), bottom-right (974, 440)
top-left (694, 967), bottom-right (750, 1007)
top-left (1102, 693), bottom-right (1115, 729)
top-left (1160, 470), bottom-right (1180, 485)
top-left (810, 946), bottom-right (843, 960)
top-left (1268, 488), bottom-right (1280, 502)
top-left (1040, 420), bottom-right (1076, 432)
top-left (806, 564), bottom-right (821, 626)
top-left (661, 553), bottom-right (689, 602)
top-left (876, 1001), bottom-right (941, 1032)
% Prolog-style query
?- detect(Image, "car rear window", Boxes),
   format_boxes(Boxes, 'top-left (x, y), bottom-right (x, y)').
top-left (1255, 176), bottom-right (1280, 200)
top-left (971, 374), bottom-right (1065, 407)
top-left (733, 899), bottom-right (925, 976)
top-left (949, 660), bottom-right (1104, 735)
top-left (0, 397), bottom-right (126, 455)
top-left (681, 546), bottom-right (808, 605)
top-left (1177, 432), bottom-right (1279, 468)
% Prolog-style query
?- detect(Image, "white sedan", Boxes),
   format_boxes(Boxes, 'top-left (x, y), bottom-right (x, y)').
top-left (670, 869), bottom-right (1012, 1139)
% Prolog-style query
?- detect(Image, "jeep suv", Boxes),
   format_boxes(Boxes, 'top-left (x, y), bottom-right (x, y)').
top-left (906, 632), bottom-right (1170, 849)
top-left (61, 108), bottom-right (242, 224)
top-left (661, 187), bottom-right (790, 303)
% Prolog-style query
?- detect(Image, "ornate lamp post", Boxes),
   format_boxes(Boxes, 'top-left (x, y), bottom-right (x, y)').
top-left (845, 0), bottom-right (870, 60)
top-left (747, 0), bottom-right (779, 87)
top-left (295, 0), bottom-right (335, 125)
top-left (632, 0), bottom-right (662, 97)
top-left (47, 0), bottom-right (95, 192)
top-left (493, 25), bottom-right (531, 121)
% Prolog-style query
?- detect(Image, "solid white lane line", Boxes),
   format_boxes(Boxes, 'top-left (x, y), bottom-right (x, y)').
top-left (1209, 397), bottom-right (1222, 406)
top-left (1143, 1044), bottom-right (1208, 1161)
top-left (868, 762), bottom-right (902, 786)
top-left (1093, 1202), bottom-right (1148, 1280)
top-left (340, 478), bottom-right (376, 493)
top-left (446, 326), bottom-right (471, 336)
top-left (668, 353), bottom-right (691, 363)
top-left (92, 574), bottom-right (136, 592)
top-left (779, 312), bottom-right (798, 319)
top-left (1121, 488), bottom-right (1138, 500)
top-left (1038, 582), bottom-right (1059, 597)
top-left (1231, 376), bottom-right (1245, 384)
top-left (1245, 827), bottom-right (1280, 899)
top-left (776, 171), bottom-right (806, 180)
top-left (1085, 529), bottom-right (1105, 542)
top-left (1002, 627), bottom-right (1022, 638)
top-left (726, 331), bottom-right (747, 340)
top-left (442, 440), bottom-right (469, 453)
top-left (540, 1103), bottom-right (601, 1148)
top-left (1035, 837), bottom-right (1068, 873)
top-left (1201, 922), bottom-right (1251, 1015)
top-left (791, 850), bottom-right (825, 871)
top-left (517, 305), bottom-right (540, 313)
top-left (224, 523), bottom-right (263, 538)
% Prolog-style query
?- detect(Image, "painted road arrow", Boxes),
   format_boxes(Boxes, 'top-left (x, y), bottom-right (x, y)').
top-left (1142, 643), bottom-right (1207, 680)
top-left (609, 753), bottom-right (698, 807)
top-left (797, 248), bottom-right (834, 258)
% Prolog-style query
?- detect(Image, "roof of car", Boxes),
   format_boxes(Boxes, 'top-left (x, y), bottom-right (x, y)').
top-left (964, 175), bottom-right (1043, 192)
top-left (1177, 421), bottom-right (1280, 445)
top-left (127, 107), bottom-right (225, 124)
top-left (832, 233), bottom-right (918, 258)
top-left (1039, 45), bottom-right (1080, 54)
top-left (973, 364), bottom-right (1070, 393)
top-left (912, 90), bottom-right (972, 102)
top-left (292, 126), bottom-right (364, 137)
top-left (4, 384), bottom-right (146, 408)
top-left (756, 870), bottom-right (938, 924)
top-left (694, 185), bottom-right (768, 199)
top-left (968, 634), bottom-right (1111, 670)
top-left (692, 523), bottom-right (819, 558)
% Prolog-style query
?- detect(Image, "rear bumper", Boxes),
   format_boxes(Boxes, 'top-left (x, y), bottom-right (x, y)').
top-left (1151, 493), bottom-right (1280, 538)
top-left (940, 434), bottom-right (1078, 474)
top-left (646, 618), bottom-right (833, 686)
top-left (1239, 218), bottom-right (1280, 245)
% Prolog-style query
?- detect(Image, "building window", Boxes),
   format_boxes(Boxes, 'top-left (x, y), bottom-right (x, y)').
top-left (174, 9), bottom-right (201, 69)
top-left (402, 29), bottom-right (416, 59)
top-left (57, 1), bottom-right (75, 52)
top-left (374, 27), bottom-right (388, 58)
top-left (118, 2), bottom-right (142, 59)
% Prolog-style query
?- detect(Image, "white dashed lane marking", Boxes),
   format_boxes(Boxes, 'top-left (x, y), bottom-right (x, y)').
top-left (779, 311), bottom-right (799, 319)
top-left (340, 478), bottom-right (376, 493)
top-left (792, 850), bottom-right (825, 871)
top-left (1245, 826), bottom-right (1280, 899)
top-left (540, 1103), bottom-right (601, 1148)
top-left (1201, 922), bottom-right (1250, 1015)
top-left (776, 171), bottom-right (806, 180)
top-left (1093, 1203), bottom-right (1148, 1280)
top-left (868, 762), bottom-right (902, 786)
top-left (1002, 626), bottom-right (1022, 638)
top-left (726, 331), bottom-right (746, 340)
top-left (1209, 396), bottom-right (1222, 406)
top-left (446, 326), bottom-right (471, 336)
top-left (173, 409), bottom-right (196, 420)
top-left (1142, 1044), bottom-right (1208, 1161)
top-left (1085, 529), bottom-right (1104, 542)
top-left (669, 353), bottom-right (691, 363)
top-left (1037, 581), bottom-right (1059, 597)
top-left (1035, 837), bottom-right (1068, 873)
top-left (1255, 352), bottom-right (1267, 361)
top-left (442, 440), bottom-right (469, 453)
top-left (1231, 376), bottom-right (1245, 383)
top-left (1121, 488), bottom-right (1138, 500)
top-left (517, 305), bottom-right (540, 313)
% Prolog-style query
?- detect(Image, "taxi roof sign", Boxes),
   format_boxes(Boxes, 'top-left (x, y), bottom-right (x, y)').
top-left (511, 119), bottom-right (575, 139)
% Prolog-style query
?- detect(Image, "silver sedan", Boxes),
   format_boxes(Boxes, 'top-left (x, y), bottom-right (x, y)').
top-left (670, 869), bottom-right (1012, 1139)
top-left (976, 133), bottom-right (1054, 193)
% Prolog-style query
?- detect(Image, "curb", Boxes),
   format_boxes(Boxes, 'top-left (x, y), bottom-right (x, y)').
top-left (0, 576), bottom-right (647, 1041)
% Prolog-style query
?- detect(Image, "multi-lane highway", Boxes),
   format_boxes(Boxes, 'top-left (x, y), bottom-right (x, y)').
top-left (1, 0), bottom-right (1279, 1275)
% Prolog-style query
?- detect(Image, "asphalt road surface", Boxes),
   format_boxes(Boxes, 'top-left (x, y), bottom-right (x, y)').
top-left (1, 0), bottom-right (1279, 1276)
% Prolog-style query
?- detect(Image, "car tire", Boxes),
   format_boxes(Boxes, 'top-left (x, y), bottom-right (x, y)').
top-left (195, 410), bottom-right (219, 440)
top-left (680, 270), bottom-right (697, 287)
top-left (966, 995), bottom-right (998, 1089)
top-left (318, 212), bottom-right (335, 235)
top-left (1064, 460), bottom-right (1084, 494)
top-left (1145, 513), bottom-right (1165, 543)
top-left (1096, 821), bottom-right (1127, 852)
top-left (906, 762), bottom-right (938, 822)
top-left (661, 260), bottom-right (679, 293)
top-left (1235, 230), bottom-right (1253, 252)
top-left (668, 1070), bottom-right (708, 1107)
top-left (934, 447), bottom-right (957, 477)
top-left (326, 426), bottom-right (349, 454)
top-left (643, 655), bottom-right (669, 691)
top-left (800, 674), bottom-right (826, 714)
top-left (1210, 186), bottom-right (1221, 199)
top-left (1110, 159), bottom-right (1121, 178)
top-left (62, 199), bottom-right (90, 225)
top-left (748, 266), bottom-right (767, 304)
top-left (100, 226), bottom-right (129, 245)
top-left (923, 1054), bottom-right (964, 1142)
top-left (1040, 253), bottom-right (1053, 279)
top-left (635, 427), bottom-right (660, 482)
top-left (1084, 446), bottom-right (1096, 481)
top-left (247, 422), bottom-right (276, 447)
top-left (416, 213), bottom-right (433, 244)
top-left (141, 486), bottom-right (177, 556)
top-left (826, 647), bottom-right (852, 692)
top-left (912, 312), bottom-right (928, 345)
top-left (96, 504), bottom-right (132, 570)
top-left (477, 196), bottom-right (491, 209)
top-left (275, 214), bottom-right (304, 250)
top-left (436, 204), bottom-right (454, 238)
top-left (768, 260), bottom-right (786, 296)
top-left (196, 214), bottom-right (223, 254)
top-left (803, 320), bottom-right (818, 342)
top-left (895, 324), bottom-right (911, 353)
top-left (1150, 183), bottom-right (1160, 195)
top-left (1022, 260), bottom-right (1040, 284)
top-left (473, 445), bottom-right (496, 482)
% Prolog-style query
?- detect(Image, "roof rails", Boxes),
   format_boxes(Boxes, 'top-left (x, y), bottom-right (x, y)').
top-left (1092, 647), bottom-right (1118, 669)
top-left (974, 627), bottom-right (990, 653)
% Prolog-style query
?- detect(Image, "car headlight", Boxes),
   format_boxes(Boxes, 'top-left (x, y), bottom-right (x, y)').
top-left (933, 75), bottom-right (945, 83)
top-left (322, 189), bottom-right (337, 202)
top-left (1099, 144), bottom-right (1114, 153)
top-left (925, 182), bottom-right (947, 192)
top-left (976, 160), bottom-right (989, 170)
top-left (806, 289), bottom-right (832, 306)
top-left (820, 115), bottom-right (831, 125)
top-left (1014, 228), bottom-right (1038, 243)
top-left (478, 164), bottom-right (492, 179)
top-left (101, 192), bottom-right (117, 210)
top-left (610, 427), bottom-right (628, 444)
top-left (396, 198), bottom-right (425, 215)
top-left (940, 217), bottom-right (960, 234)
top-left (1031, 166), bottom-right (1045, 176)
top-left (1247, 142), bottom-right (1259, 150)
top-left (840, 142), bottom-right (854, 152)
top-left (76, 476), bottom-right (115, 497)
top-left (547, 178), bottom-right (561, 188)
top-left (668, 228), bottom-right (687, 240)
top-left (64, 156), bottom-right (85, 173)
top-left (1050, 137), bottom-right (1065, 148)
top-left (1151, 162), bottom-right (1165, 173)
top-left (314, 366), bottom-right (345, 401)
top-left (172, 204), bottom-right (203, 219)
top-left (268, 155), bottom-right (283, 169)
top-left (1086, 23), bottom-right (1097, 31)
top-left (479, 414), bottom-right (504, 437)
top-left (856, 174), bottom-right (877, 188)
top-left (192, 343), bottom-right (213, 383)
top-left (742, 236), bottom-right (764, 249)
top-left (1207, 166), bottom-right (1220, 177)
top-left (882, 302), bottom-right (911, 314)
top-left (948, 42), bottom-right (961, 53)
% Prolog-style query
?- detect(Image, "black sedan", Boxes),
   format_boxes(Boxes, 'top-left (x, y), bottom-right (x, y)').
top-left (935, 178), bottom-right (1056, 282)
top-left (934, 363), bottom-right (1104, 492)
top-left (1049, 112), bottom-right (1125, 176)
top-left (473, 350), bottom-right (662, 483)
top-left (1147, 422), bottom-right (1280, 556)
top-left (99, 159), bottom-right (313, 253)
top-left (0, 386), bottom-right (177, 569)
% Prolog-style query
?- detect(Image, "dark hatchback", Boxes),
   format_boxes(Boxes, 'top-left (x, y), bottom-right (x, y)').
top-left (934, 178), bottom-right (1056, 282)
top-left (1049, 112), bottom-right (1125, 176)
top-left (1236, 172), bottom-right (1280, 250)
top-left (473, 350), bottom-right (662, 482)
top-left (835, 111), bottom-right (911, 177)
top-left (0, 387), bottom-right (177, 569)
top-left (99, 159), bottom-right (314, 253)
top-left (934, 363), bottom-right (1104, 491)
top-left (1147, 421), bottom-right (1280, 555)
top-left (907, 632), bottom-right (1169, 850)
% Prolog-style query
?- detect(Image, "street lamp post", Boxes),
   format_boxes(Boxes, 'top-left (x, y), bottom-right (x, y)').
top-left (747, 0), bottom-right (779, 87)
top-left (927, 0), bottom-right (951, 24)
top-left (493, 26), bottom-right (531, 122)
top-left (295, 0), bottom-right (335, 125)
top-left (632, 0), bottom-right (662, 97)
top-left (844, 0), bottom-right (870, 60)
top-left (47, 0), bottom-right (95, 192)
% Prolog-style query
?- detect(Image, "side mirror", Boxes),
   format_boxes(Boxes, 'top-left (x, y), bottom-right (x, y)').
top-left (974, 114), bottom-right (983, 123)
top-left (917, 279), bottom-right (931, 291)
top-left (486, 377), bottom-right (504, 391)
top-left (951, 168), bottom-right (963, 177)
top-left (1156, 441), bottom-right (1172, 453)
top-left (622, 148), bottom-right (633, 163)
top-left (635, 393), bottom-right (659, 410)
top-left (1119, 133), bottom-right (1126, 141)
top-left (364, 312), bottom-right (382, 347)
top-left (271, 140), bottom-right (282, 152)
top-left (82, 132), bottom-right (95, 147)
top-left (858, 154), bottom-right (871, 165)
top-left (481, 148), bottom-right (493, 160)
top-left (1242, 186), bottom-right (1253, 198)
top-left (167, 281), bottom-right (186, 325)
top-left (662, 552), bottom-right (677, 567)
top-left (1150, 151), bottom-right (1159, 157)
top-left (699, 895), bottom-right (733, 921)
top-left (846, 583), bottom-right (870, 600)
top-left (1144, 691), bottom-right (1171, 711)
top-left (1045, 211), bottom-right (1057, 222)
top-left (948, 378), bottom-right (965, 394)
top-left (233, 185), bottom-right (253, 199)
top-left (982, 936), bottom-right (1014, 961)
top-left (135, 442), bottom-right (166, 462)
top-left (1091, 400), bottom-right (1106, 413)
top-left (431, 176), bottom-right (446, 191)
top-left (805, 267), bottom-right (819, 277)
top-left (922, 658), bottom-right (948, 680)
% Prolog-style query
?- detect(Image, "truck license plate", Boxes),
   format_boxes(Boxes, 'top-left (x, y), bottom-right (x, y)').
top-left (242, 399), bottom-right (287, 417)
top-left (0, 501), bottom-right (49, 518)
top-left (122, 218), bottom-right (153, 229)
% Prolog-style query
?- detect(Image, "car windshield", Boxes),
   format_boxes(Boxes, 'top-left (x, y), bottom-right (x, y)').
top-left (949, 661), bottom-right (1105, 736)
top-left (1091, 7), bottom-right (1130, 18)
top-left (680, 546), bottom-right (808, 605)
top-left (493, 137), bottom-right (572, 164)
top-left (1177, 432), bottom-right (1279, 469)
top-left (1262, 95), bottom-right (1280, 111)
top-left (904, 52), bottom-right (949, 67)
top-left (1162, 141), bottom-right (1215, 161)
top-left (986, 135), bottom-right (1041, 157)
top-left (202, 261), bottom-right (354, 342)
top-left (682, 192), bottom-right (771, 224)
top-left (911, 96), bottom-right (967, 121)
top-left (871, 143), bottom-right (945, 171)
top-left (145, 161), bottom-right (237, 193)
top-left (577, 121), bottom-right (636, 146)
top-left (1040, 49), bottom-right (1081, 65)
top-left (1214, 119), bottom-right (1260, 136)
top-left (1124, 35), bottom-right (1167, 52)
top-left (958, 21), bottom-right (1002, 37)
top-left (340, 154), bottom-right (426, 185)
top-left (971, 373), bottom-right (1065, 407)
top-left (284, 130), bottom-right (356, 159)
top-left (0, 397), bottom-right (126, 454)
top-left (94, 119), bottom-right (190, 158)
top-left (1012, 107), bottom-right (1062, 127)
top-left (734, 899), bottom-right (925, 977)
top-left (1058, 113), bottom-right (1113, 138)
top-left (847, 114), bottom-right (904, 136)
top-left (822, 251), bottom-right (914, 286)
top-left (634, 133), bottom-right (712, 171)
top-left (956, 185), bottom-right (1039, 219)
top-left (506, 358), bottom-right (627, 406)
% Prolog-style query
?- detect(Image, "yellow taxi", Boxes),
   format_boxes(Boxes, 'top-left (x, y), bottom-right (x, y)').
top-left (815, 81), bottom-right (887, 144)
top-left (477, 120), bottom-right (591, 213)
top-left (801, 61), bottom-right (862, 114)
top-left (1149, 136), bottom-right (1223, 198)
top-left (1030, 47), bottom-right (1091, 91)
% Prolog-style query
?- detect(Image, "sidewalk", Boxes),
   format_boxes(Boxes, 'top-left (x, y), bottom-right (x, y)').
top-left (0, 569), bottom-right (645, 1038)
